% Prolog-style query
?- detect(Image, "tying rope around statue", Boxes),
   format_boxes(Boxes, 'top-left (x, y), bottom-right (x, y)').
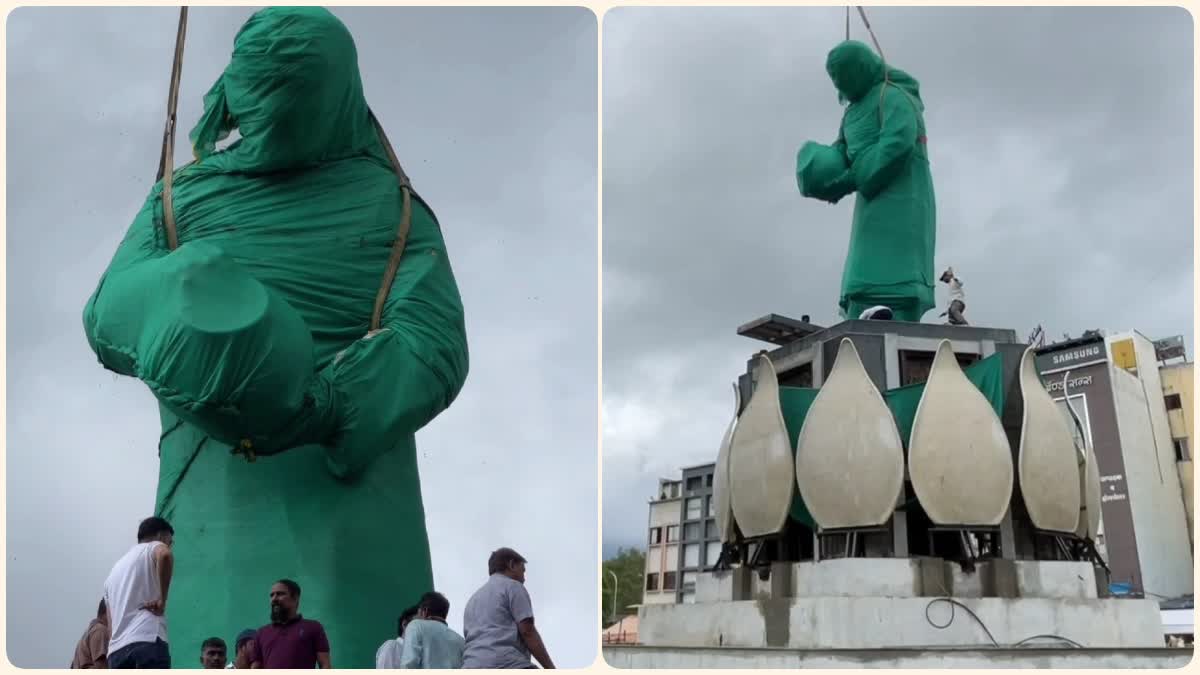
top-left (152, 7), bottom-right (420, 461)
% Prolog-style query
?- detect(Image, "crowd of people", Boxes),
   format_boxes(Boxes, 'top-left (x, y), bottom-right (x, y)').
top-left (70, 517), bottom-right (555, 669)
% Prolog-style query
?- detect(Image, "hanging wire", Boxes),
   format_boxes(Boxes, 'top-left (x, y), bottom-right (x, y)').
top-left (855, 6), bottom-right (885, 60)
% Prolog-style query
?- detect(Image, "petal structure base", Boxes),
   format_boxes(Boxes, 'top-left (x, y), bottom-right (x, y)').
top-left (909, 340), bottom-right (1014, 526)
top-left (1018, 347), bottom-right (1082, 534)
top-left (729, 356), bottom-right (795, 538)
top-left (795, 338), bottom-right (904, 529)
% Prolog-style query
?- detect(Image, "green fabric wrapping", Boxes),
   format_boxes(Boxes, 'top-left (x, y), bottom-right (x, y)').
top-left (780, 353), bottom-right (1006, 528)
top-left (82, 7), bottom-right (468, 667)
top-left (818, 40), bottom-right (937, 321)
top-left (795, 141), bottom-right (854, 203)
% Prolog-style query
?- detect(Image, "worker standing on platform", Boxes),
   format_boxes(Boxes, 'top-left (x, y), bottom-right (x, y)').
top-left (939, 267), bottom-right (967, 325)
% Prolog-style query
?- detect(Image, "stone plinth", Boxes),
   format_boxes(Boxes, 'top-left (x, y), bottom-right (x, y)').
top-left (636, 596), bottom-right (1165, 650)
top-left (692, 559), bottom-right (1098, 602)
top-left (604, 645), bottom-right (1191, 669)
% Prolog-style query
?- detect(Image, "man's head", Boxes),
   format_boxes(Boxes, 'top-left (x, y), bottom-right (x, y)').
top-left (97, 598), bottom-right (107, 620)
top-left (200, 637), bottom-right (227, 669)
top-left (398, 606), bottom-right (420, 637)
top-left (136, 516), bottom-right (174, 547)
top-left (488, 547), bottom-right (528, 583)
top-left (417, 592), bottom-right (451, 621)
top-left (939, 267), bottom-right (954, 283)
top-left (234, 629), bottom-right (257, 663)
top-left (269, 579), bottom-right (302, 624)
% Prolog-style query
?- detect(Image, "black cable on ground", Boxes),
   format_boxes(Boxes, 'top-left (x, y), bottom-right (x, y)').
top-left (924, 598), bottom-right (1084, 649)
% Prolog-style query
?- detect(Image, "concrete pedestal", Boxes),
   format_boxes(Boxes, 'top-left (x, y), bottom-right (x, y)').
top-left (636, 596), bottom-right (1166, 650)
top-left (647, 559), bottom-right (1161, 651)
top-left (604, 645), bottom-right (1193, 669)
top-left (695, 559), bottom-right (1100, 602)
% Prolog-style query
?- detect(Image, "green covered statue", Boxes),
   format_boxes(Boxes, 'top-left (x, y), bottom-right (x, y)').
top-left (82, 8), bottom-right (467, 666)
top-left (796, 40), bottom-right (936, 323)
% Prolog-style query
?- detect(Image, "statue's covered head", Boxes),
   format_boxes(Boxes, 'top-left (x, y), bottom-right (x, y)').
top-left (825, 40), bottom-right (885, 104)
top-left (189, 7), bottom-right (377, 173)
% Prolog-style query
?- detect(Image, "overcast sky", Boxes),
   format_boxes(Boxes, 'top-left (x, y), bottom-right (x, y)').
top-left (602, 6), bottom-right (1194, 556)
top-left (7, 6), bottom-right (596, 667)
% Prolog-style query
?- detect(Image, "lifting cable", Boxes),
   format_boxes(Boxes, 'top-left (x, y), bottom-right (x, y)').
top-left (157, 7), bottom-right (188, 252)
top-left (154, 7), bottom-right (413, 333)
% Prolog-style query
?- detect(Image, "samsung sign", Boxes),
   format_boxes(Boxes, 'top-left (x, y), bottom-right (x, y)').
top-left (1036, 340), bottom-right (1107, 373)
top-left (1051, 345), bottom-right (1102, 365)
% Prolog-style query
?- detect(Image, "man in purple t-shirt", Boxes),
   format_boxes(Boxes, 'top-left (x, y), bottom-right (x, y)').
top-left (250, 580), bottom-right (331, 669)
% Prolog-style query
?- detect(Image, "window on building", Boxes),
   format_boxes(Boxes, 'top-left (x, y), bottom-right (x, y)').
top-left (665, 544), bottom-right (678, 565)
top-left (705, 473), bottom-right (714, 487)
top-left (686, 476), bottom-right (703, 491)
top-left (648, 527), bottom-right (662, 545)
top-left (662, 572), bottom-right (677, 590)
top-left (707, 497), bottom-right (716, 517)
top-left (1175, 438), bottom-right (1191, 462)
top-left (666, 525), bottom-right (679, 542)
top-left (683, 522), bottom-right (701, 541)
top-left (685, 498), bottom-right (702, 520)
top-left (1165, 394), bottom-right (1183, 411)
top-left (705, 520), bottom-right (717, 538)
top-left (683, 543), bottom-right (700, 568)
top-left (645, 573), bottom-right (659, 591)
top-left (705, 541), bottom-right (722, 566)
top-left (682, 572), bottom-right (697, 591)
top-left (669, 483), bottom-right (680, 498)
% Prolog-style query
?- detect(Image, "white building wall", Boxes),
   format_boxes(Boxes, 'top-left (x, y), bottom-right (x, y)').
top-left (643, 498), bottom-right (682, 606)
top-left (649, 500), bottom-right (680, 528)
top-left (1107, 332), bottom-right (1194, 597)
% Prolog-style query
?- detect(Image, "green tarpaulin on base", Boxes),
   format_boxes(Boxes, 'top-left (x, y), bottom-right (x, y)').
top-left (780, 352), bottom-right (1006, 528)
top-left (82, 8), bottom-right (468, 667)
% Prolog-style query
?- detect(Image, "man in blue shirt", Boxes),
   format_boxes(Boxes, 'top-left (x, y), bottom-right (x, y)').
top-left (400, 592), bottom-right (464, 669)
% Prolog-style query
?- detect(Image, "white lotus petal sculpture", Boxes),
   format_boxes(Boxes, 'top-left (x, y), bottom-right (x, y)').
top-left (1017, 347), bottom-right (1082, 534)
top-left (1063, 387), bottom-right (1103, 541)
top-left (713, 382), bottom-right (740, 543)
top-left (728, 355), bottom-right (795, 538)
top-left (795, 338), bottom-right (904, 529)
top-left (909, 340), bottom-right (1013, 526)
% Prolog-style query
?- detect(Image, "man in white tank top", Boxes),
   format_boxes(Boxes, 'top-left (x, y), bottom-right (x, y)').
top-left (103, 517), bottom-right (175, 669)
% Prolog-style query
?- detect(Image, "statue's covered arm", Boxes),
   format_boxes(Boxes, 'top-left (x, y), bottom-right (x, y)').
top-left (795, 132), bottom-right (856, 204)
top-left (825, 132), bottom-right (857, 202)
top-left (851, 85), bottom-right (918, 200)
top-left (82, 188), bottom-right (166, 376)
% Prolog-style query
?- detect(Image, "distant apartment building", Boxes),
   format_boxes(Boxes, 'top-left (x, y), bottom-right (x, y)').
top-left (1159, 355), bottom-right (1193, 544)
top-left (676, 463), bottom-right (721, 603)
top-left (642, 478), bottom-right (681, 605)
top-left (641, 463), bottom-right (722, 606)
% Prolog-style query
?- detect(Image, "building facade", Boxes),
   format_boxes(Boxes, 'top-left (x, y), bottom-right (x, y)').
top-left (1036, 331), bottom-right (1194, 599)
top-left (1159, 360), bottom-right (1194, 544)
top-left (641, 478), bottom-right (681, 606)
top-left (675, 463), bottom-right (720, 603)
top-left (640, 464), bottom-right (722, 606)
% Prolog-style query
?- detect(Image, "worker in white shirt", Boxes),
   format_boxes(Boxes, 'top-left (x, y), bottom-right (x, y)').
top-left (939, 267), bottom-right (968, 325)
top-left (103, 517), bottom-right (175, 668)
top-left (376, 605), bottom-right (419, 668)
